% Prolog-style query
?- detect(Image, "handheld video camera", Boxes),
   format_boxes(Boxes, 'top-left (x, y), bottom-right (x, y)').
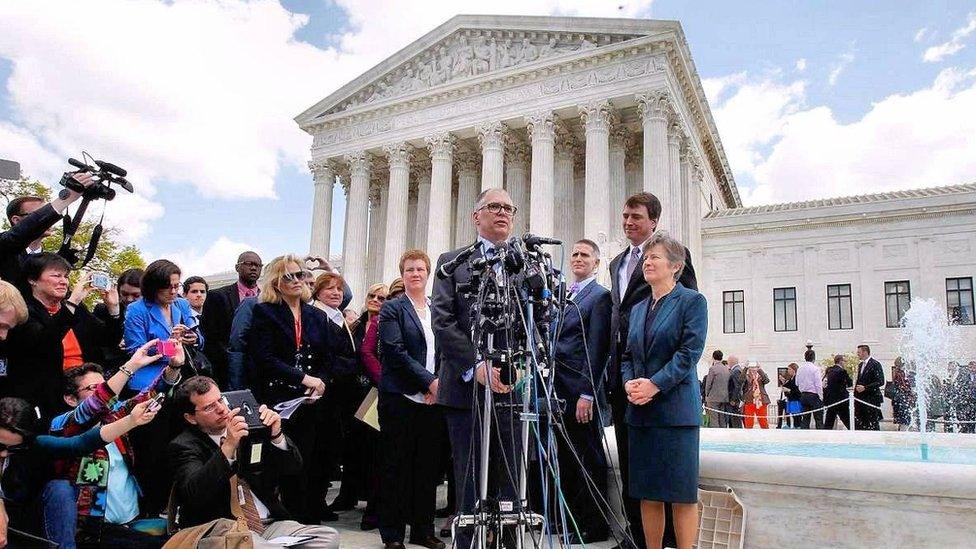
top-left (222, 389), bottom-right (270, 473)
top-left (59, 156), bottom-right (133, 201)
top-left (56, 154), bottom-right (135, 268)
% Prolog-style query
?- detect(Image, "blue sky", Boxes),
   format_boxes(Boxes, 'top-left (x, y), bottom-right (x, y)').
top-left (2, 1), bottom-right (975, 275)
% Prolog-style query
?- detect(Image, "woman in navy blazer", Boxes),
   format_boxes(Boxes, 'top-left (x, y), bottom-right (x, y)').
top-left (248, 254), bottom-right (333, 524)
top-left (621, 232), bottom-right (707, 549)
top-left (376, 250), bottom-right (445, 549)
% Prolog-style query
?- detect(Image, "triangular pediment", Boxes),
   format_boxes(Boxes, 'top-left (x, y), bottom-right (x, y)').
top-left (295, 14), bottom-right (679, 125)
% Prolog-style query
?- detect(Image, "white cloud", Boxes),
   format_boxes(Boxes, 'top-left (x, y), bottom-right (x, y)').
top-left (827, 50), bottom-right (855, 86)
top-left (794, 58), bottom-right (807, 72)
top-left (158, 236), bottom-right (260, 278)
top-left (923, 12), bottom-right (976, 62)
top-left (710, 67), bottom-right (976, 206)
top-left (914, 27), bottom-right (929, 43)
top-left (0, 0), bottom-right (653, 243)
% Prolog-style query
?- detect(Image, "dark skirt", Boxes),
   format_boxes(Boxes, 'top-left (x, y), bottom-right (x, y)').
top-left (628, 425), bottom-right (699, 504)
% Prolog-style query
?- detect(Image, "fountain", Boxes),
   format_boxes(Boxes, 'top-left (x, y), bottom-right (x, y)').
top-left (689, 298), bottom-right (976, 547)
top-left (897, 297), bottom-right (962, 460)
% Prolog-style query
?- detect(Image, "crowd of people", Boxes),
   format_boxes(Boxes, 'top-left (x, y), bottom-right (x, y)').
top-left (0, 168), bottom-right (781, 549)
top-left (701, 347), bottom-right (976, 432)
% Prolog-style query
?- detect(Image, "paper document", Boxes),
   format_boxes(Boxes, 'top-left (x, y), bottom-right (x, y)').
top-left (354, 387), bottom-right (380, 431)
top-left (266, 534), bottom-right (314, 546)
top-left (273, 395), bottom-right (320, 419)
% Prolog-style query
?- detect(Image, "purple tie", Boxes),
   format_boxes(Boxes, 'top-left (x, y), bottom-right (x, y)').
top-left (569, 282), bottom-right (580, 299)
top-left (625, 246), bottom-right (640, 282)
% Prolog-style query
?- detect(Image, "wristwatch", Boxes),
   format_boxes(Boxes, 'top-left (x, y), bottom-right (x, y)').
top-left (58, 188), bottom-right (73, 200)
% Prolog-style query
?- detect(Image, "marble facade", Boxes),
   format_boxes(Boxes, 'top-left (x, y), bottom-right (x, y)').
top-left (296, 15), bottom-right (739, 300)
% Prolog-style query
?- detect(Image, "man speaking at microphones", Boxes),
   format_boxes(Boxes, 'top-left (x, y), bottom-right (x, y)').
top-left (431, 188), bottom-right (520, 549)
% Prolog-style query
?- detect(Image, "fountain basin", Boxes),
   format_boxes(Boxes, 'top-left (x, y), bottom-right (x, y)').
top-left (699, 429), bottom-right (976, 548)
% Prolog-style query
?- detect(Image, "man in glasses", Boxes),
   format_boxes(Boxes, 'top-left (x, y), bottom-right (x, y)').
top-left (202, 251), bottom-right (263, 389)
top-left (431, 188), bottom-right (521, 549)
top-left (168, 376), bottom-right (339, 548)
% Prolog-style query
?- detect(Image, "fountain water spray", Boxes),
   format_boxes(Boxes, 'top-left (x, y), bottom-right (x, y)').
top-left (897, 298), bottom-right (962, 459)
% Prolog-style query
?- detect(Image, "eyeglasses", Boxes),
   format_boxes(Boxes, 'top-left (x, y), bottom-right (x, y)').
top-left (237, 261), bottom-right (263, 269)
top-left (195, 396), bottom-right (229, 415)
top-left (0, 442), bottom-right (29, 454)
top-left (77, 383), bottom-right (100, 394)
top-left (367, 293), bottom-right (386, 302)
top-left (479, 202), bottom-right (518, 216)
top-left (167, 283), bottom-right (181, 290)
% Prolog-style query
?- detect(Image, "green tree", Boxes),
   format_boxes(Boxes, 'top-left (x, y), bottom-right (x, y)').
top-left (1, 176), bottom-right (146, 304)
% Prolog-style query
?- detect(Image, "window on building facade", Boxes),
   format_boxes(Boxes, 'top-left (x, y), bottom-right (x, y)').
top-left (946, 277), bottom-right (975, 325)
top-left (884, 281), bottom-right (911, 328)
top-left (772, 287), bottom-right (797, 332)
top-left (827, 284), bottom-right (853, 330)
top-left (723, 290), bottom-right (745, 333)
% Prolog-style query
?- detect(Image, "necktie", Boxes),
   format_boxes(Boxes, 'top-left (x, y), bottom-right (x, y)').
top-left (232, 475), bottom-right (266, 534)
top-left (625, 246), bottom-right (641, 282)
top-left (568, 282), bottom-right (580, 300)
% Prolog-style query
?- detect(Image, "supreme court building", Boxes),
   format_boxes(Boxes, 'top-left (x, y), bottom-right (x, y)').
top-left (296, 15), bottom-right (976, 369)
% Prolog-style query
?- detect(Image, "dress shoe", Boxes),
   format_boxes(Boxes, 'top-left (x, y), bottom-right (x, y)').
top-left (408, 535), bottom-right (447, 549)
top-left (384, 543), bottom-right (406, 549)
top-left (360, 514), bottom-right (379, 531)
top-left (434, 505), bottom-right (453, 519)
top-left (329, 497), bottom-right (357, 512)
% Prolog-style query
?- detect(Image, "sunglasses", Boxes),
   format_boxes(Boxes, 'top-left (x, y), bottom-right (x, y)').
top-left (0, 441), bottom-right (29, 454)
top-left (367, 293), bottom-right (386, 302)
top-left (281, 271), bottom-right (309, 283)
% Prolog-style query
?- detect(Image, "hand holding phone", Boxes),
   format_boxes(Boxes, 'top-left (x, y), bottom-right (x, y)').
top-left (157, 340), bottom-right (177, 358)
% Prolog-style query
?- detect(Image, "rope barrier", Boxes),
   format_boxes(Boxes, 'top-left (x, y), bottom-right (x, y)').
top-left (703, 393), bottom-right (976, 425)
top-left (702, 398), bottom-right (848, 419)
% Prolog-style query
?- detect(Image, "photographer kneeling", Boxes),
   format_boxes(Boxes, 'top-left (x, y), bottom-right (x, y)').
top-left (167, 376), bottom-right (339, 549)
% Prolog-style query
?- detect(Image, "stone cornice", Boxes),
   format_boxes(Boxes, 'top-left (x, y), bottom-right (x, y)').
top-left (703, 205), bottom-right (976, 237)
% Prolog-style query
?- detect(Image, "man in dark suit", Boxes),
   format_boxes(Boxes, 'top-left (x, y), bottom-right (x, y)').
top-left (553, 239), bottom-right (612, 544)
top-left (0, 172), bottom-right (94, 291)
top-left (168, 375), bottom-right (339, 548)
top-left (607, 192), bottom-right (697, 549)
top-left (432, 187), bottom-right (520, 549)
top-left (201, 251), bottom-right (262, 388)
top-left (823, 354), bottom-right (853, 429)
top-left (853, 344), bottom-right (885, 430)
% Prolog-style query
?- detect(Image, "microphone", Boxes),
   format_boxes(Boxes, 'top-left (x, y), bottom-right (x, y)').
top-left (499, 240), bottom-right (525, 274)
top-left (68, 158), bottom-right (90, 171)
top-left (436, 242), bottom-right (480, 280)
top-left (522, 233), bottom-right (561, 248)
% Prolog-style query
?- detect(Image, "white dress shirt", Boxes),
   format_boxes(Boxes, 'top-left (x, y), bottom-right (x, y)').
top-left (795, 362), bottom-right (823, 399)
top-left (406, 296), bottom-right (436, 404)
top-left (617, 237), bottom-right (652, 301)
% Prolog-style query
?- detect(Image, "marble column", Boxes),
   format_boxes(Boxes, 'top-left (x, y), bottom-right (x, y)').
top-left (308, 159), bottom-right (336, 259)
top-left (454, 148), bottom-right (480, 246)
top-left (425, 133), bottom-right (455, 263)
top-left (689, 161), bottom-right (704, 270)
top-left (343, 152), bottom-right (371, 303)
top-left (367, 182), bottom-right (388, 286)
top-left (526, 112), bottom-right (556, 237)
top-left (636, 91), bottom-right (672, 224)
top-left (553, 126), bottom-right (576, 249)
top-left (478, 121), bottom-right (507, 191)
top-left (665, 123), bottom-right (684, 237)
top-left (383, 142), bottom-right (412, 283)
top-left (580, 101), bottom-right (613, 257)
top-left (573, 154), bottom-right (586, 245)
top-left (413, 161), bottom-right (431, 251)
top-left (504, 137), bottom-right (531, 236)
top-left (679, 139), bottom-right (694, 246)
top-left (608, 128), bottom-right (628, 249)
top-left (406, 182), bottom-right (418, 248)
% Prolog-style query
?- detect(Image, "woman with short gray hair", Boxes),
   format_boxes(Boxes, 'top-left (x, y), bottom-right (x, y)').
top-left (622, 231), bottom-right (707, 549)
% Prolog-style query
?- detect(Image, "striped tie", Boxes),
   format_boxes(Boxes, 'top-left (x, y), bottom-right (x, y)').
top-left (232, 475), bottom-right (266, 534)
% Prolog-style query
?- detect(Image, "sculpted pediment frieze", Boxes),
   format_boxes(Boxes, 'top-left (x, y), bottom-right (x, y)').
top-left (323, 29), bottom-right (642, 116)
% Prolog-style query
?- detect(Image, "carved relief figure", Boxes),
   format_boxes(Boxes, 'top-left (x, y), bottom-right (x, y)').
top-left (519, 38), bottom-right (539, 63)
top-left (452, 36), bottom-right (474, 77)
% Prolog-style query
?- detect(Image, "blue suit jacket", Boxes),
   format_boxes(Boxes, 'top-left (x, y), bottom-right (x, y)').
top-left (378, 295), bottom-right (437, 396)
top-left (554, 280), bottom-right (612, 408)
top-left (621, 283), bottom-right (707, 427)
top-left (123, 297), bottom-right (203, 390)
